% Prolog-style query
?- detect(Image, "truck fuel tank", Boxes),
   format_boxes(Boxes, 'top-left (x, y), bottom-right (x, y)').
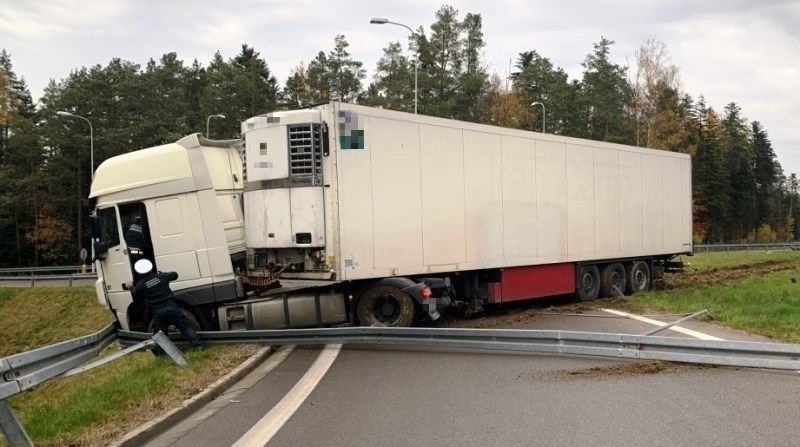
top-left (218, 290), bottom-right (347, 330)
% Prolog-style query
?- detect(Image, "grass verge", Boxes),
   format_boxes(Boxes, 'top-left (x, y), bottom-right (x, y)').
top-left (0, 287), bottom-right (260, 447)
top-left (680, 250), bottom-right (800, 270)
top-left (631, 266), bottom-right (800, 341)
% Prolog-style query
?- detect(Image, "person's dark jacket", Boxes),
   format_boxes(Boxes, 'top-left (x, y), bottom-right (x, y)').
top-left (129, 271), bottom-right (178, 306)
top-left (124, 223), bottom-right (146, 249)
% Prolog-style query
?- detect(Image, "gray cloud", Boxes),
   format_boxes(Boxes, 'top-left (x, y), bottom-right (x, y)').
top-left (1, 0), bottom-right (798, 173)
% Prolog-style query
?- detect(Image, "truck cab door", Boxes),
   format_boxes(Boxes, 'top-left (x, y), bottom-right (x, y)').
top-left (96, 206), bottom-right (134, 326)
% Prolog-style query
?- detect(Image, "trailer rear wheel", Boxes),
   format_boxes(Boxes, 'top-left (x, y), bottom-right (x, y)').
top-left (357, 285), bottom-right (416, 327)
top-left (625, 261), bottom-right (651, 294)
top-left (600, 263), bottom-right (626, 297)
top-left (576, 265), bottom-right (601, 301)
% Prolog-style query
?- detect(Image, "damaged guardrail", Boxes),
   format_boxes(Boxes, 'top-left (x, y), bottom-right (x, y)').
top-left (6, 318), bottom-right (800, 445)
top-left (0, 325), bottom-right (185, 447)
top-left (119, 324), bottom-right (800, 371)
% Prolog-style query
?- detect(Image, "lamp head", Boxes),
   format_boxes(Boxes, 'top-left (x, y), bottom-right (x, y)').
top-left (370, 18), bottom-right (388, 24)
top-left (56, 111), bottom-right (74, 117)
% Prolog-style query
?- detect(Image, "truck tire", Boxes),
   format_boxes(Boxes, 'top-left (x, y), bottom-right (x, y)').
top-left (600, 263), bottom-right (626, 298)
top-left (576, 265), bottom-right (601, 301)
top-left (625, 261), bottom-right (651, 294)
top-left (356, 285), bottom-right (416, 327)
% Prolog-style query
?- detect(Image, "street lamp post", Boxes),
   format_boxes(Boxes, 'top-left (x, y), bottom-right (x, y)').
top-left (206, 114), bottom-right (226, 138)
top-left (56, 111), bottom-right (95, 272)
top-left (531, 102), bottom-right (545, 133)
top-left (370, 17), bottom-right (418, 114)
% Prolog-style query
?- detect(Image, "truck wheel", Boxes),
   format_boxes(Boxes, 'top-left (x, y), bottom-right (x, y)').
top-left (576, 265), bottom-right (600, 301)
top-left (625, 261), bottom-right (651, 294)
top-left (600, 263), bottom-right (626, 298)
top-left (356, 285), bottom-right (416, 327)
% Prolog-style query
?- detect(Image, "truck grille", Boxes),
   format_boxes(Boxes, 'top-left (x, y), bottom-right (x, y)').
top-left (288, 124), bottom-right (322, 183)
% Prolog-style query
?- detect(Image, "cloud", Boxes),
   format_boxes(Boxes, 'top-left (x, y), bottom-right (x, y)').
top-left (1, 0), bottom-right (798, 172)
top-left (0, 0), bottom-right (131, 39)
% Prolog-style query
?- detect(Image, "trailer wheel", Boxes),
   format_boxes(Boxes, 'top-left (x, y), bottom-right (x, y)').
top-left (356, 285), bottom-right (416, 327)
top-left (600, 263), bottom-right (626, 298)
top-left (625, 261), bottom-right (651, 294)
top-left (576, 265), bottom-right (601, 301)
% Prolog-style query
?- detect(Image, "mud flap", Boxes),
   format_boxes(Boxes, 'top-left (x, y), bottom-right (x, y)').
top-left (401, 282), bottom-right (443, 321)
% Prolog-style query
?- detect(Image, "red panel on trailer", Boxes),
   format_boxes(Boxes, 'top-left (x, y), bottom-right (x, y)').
top-left (496, 263), bottom-right (575, 302)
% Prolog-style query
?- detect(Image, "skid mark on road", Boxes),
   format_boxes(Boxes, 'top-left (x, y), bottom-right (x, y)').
top-left (600, 308), bottom-right (724, 340)
top-left (232, 344), bottom-right (342, 447)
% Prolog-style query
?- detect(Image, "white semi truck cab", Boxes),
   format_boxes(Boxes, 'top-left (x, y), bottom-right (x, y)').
top-left (91, 103), bottom-right (691, 331)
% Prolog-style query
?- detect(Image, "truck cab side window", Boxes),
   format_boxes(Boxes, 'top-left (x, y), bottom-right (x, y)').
top-left (98, 208), bottom-right (120, 247)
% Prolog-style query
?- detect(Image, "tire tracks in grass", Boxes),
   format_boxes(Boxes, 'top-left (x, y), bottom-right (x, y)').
top-left (662, 259), bottom-right (800, 290)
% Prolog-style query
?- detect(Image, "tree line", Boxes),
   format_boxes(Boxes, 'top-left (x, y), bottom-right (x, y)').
top-left (0, 5), bottom-right (793, 266)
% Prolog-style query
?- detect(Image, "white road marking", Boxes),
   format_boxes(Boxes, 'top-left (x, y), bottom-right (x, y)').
top-left (600, 308), bottom-right (724, 341)
top-left (232, 344), bottom-right (342, 447)
top-left (144, 346), bottom-right (296, 447)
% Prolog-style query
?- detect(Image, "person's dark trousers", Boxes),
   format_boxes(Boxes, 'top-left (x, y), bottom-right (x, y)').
top-left (150, 300), bottom-right (204, 349)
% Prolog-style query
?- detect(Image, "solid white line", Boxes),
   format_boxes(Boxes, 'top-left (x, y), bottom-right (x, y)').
top-left (231, 344), bottom-right (342, 447)
top-left (600, 308), bottom-right (724, 341)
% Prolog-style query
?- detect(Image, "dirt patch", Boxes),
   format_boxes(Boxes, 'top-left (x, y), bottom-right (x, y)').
top-left (530, 361), bottom-right (710, 381)
top-left (663, 259), bottom-right (800, 290)
top-left (439, 308), bottom-right (540, 329)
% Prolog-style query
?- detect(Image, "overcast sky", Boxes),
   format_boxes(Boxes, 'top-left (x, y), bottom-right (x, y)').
top-left (1, 0), bottom-right (798, 173)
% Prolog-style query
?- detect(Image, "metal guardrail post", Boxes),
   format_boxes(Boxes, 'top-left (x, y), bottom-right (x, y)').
top-left (0, 399), bottom-right (32, 447)
top-left (0, 326), bottom-right (188, 445)
top-left (642, 310), bottom-right (709, 336)
top-left (152, 331), bottom-right (188, 367)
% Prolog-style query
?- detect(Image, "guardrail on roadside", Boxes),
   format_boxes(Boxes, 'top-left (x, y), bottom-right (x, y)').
top-left (0, 266), bottom-right (87, 275)
top-left (0, 325), bottom-right (185, 447)
top-left (6, 316), bottom-right (800, 445)
top-left (693, 242), bottom-right (800, 252)
top-left (0, 273), bottom-right (98, 287)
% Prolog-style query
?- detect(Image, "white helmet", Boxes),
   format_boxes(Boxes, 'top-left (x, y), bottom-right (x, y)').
top-left (134, 259), bottom-right (153, 275)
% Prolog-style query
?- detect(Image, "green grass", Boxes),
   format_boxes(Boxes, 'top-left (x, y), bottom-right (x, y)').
top-left (0, 287), bottom-right (258, 447)
top-left (8, 346), bottom-right (246, 446)
top-left (0, 287), bottom-right (20, 305)
top-left (631, 267), bottom-right (800, 341)
top-left (680, 250), bottom-right (800, 270)
top-left (0, 287), bottom-right (112, 356)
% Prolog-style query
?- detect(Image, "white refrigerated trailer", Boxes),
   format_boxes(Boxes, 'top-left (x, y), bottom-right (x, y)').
top-left (89, 102), bottom-right (692, 330)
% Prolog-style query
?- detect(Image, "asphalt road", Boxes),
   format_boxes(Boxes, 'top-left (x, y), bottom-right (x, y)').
top-left (145, 309), bottom-right (800, 447)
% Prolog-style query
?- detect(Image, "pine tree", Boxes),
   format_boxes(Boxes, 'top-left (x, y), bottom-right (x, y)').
top-left (200, 47), bottom-right (279, 138)
top-left (454, 12), bottom-right (488, 121)
top-left (282, 64), bottom-right (315, 109)
top-left (416, 5), bottom-right (463, 118)
top-left (721, 102), bottom-right (757, 239)
top-left (362, 42), bottom-right (414, 112)
top-left (326, 35), bottom-right (365, 102)
top-left (511, 50), bottom-right (578, 134)
top-left (692, 101), bottom-right (729, 242)
top-left (750, 121), bottom-right (779, 224)
top-left (580, 38), bottom-right (634, 144)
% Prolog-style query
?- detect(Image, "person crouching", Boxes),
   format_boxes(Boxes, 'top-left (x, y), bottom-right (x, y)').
top-left (124, 259), bottom-right (204, 350)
